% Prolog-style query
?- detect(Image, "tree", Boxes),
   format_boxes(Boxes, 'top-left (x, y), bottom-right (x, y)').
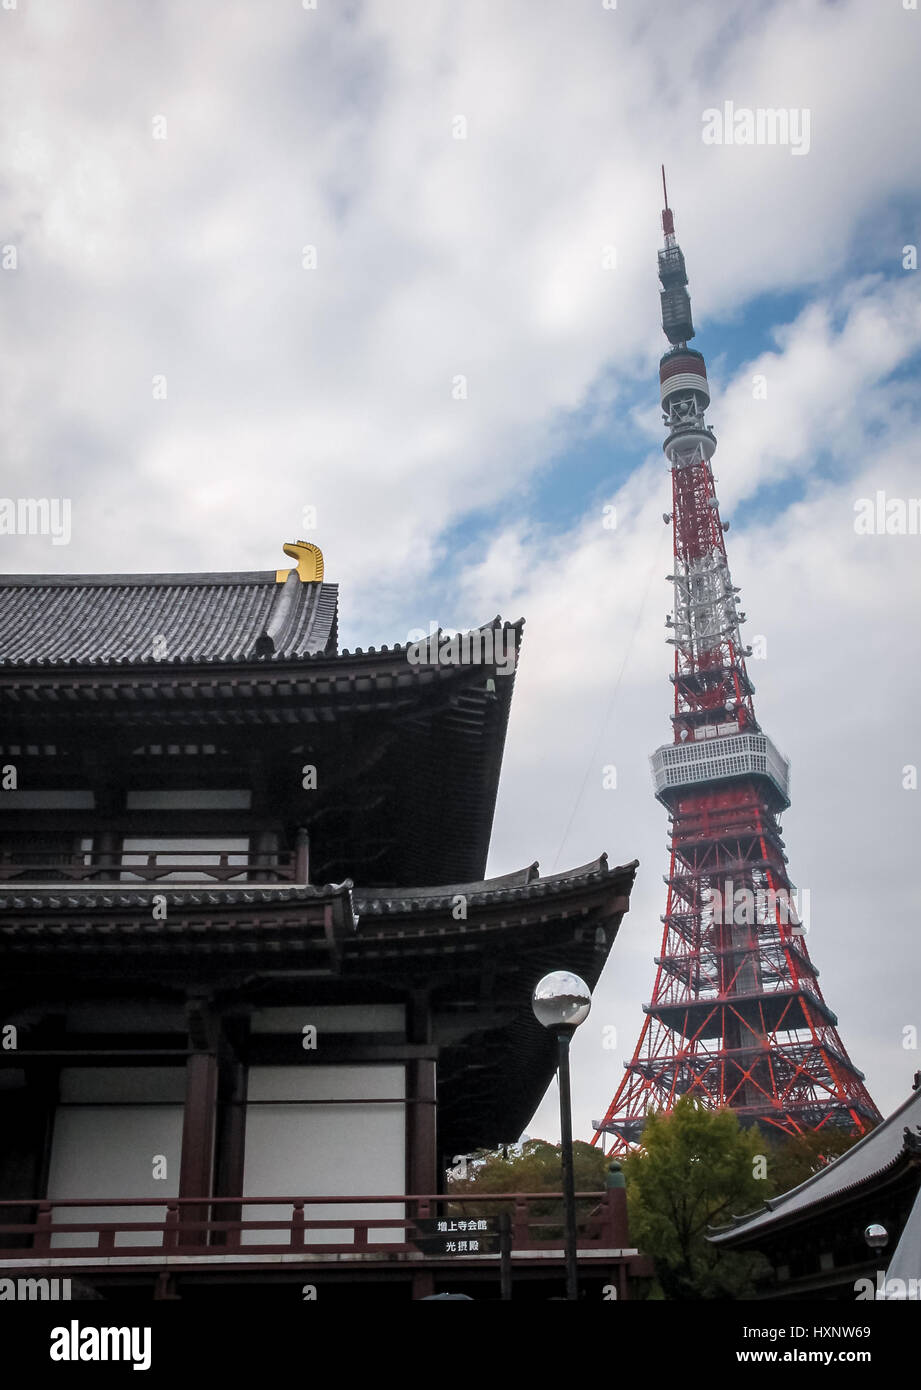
top-left (450, 1139), bottom-right (609, 1194)
top-left (765, 1127), bottom-right (862, 1197)
top-left (622, 1096), bottom-right (771, 1298)
top-left (448, 1139), bottom-right (610, 1238)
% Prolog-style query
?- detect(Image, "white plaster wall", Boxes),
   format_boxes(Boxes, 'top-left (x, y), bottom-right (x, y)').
top-left (242, 1065), bottom-right (406, 1245)
top-left (125, 790), bottom-right (251, 809)
top-left (47, 1068), bottom-right (183, 1249)
top-left (249, 1005), bottom-right (406, 1035)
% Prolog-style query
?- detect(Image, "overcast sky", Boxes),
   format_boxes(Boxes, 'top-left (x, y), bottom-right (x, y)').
top-left (1, 0), bottom-right (919, 1140)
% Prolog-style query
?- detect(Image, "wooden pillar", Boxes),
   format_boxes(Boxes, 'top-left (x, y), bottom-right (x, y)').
top-left (406, 990), bottom-right (437, 1196)
top-left (408, 1059), bottom-right (437, 1196)
top-left (249, 741), bottom-right (279, 883)
top-left (92, 780), bottom-right (125, 873)
top-left (95, 829), bottom-right (120, 872)
top-left (213, 1050), bottom-right (248, 1248)
top-left (602, 1185), bottom-right (629, 1246)
top-left (178, 1041), bottom-right (218, 1248)
top-left (0, 1070), bottom-right (56, 1251)
top-left (294, 827), bottom-right (310, 883)
top-left (253, 828), bottom-right (279, 882)
top-left (407, 991), bottom-right (437, 1298)
top-left (412, 1269), bottom-right (436, 1300)
top-left (34, 1015), bottom-right (65, 1202)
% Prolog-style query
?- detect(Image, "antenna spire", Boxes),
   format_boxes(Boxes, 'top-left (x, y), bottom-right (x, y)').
top-left (661, 164), bottom-right (675, 238)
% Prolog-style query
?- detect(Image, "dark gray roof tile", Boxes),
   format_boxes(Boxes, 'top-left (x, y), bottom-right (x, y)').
top-left (710, 1084), bottom-right (921, 1243)
top-left (0, 859), bottom-right (637, 918)
top-left (0, 571), bottom-right (338, 665)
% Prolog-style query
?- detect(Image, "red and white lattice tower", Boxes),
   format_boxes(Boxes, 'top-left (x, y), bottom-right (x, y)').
top-left (593, 175), bottom-right (880, 1153)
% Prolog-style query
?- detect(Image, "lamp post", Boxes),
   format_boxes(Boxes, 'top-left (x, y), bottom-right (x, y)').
top-left (532, 970), bottom-right (592, 1301)
top-left (865, 1223), bottom-right (888, 1251)
top-left (865, 1223), bottom-right (889, 1300)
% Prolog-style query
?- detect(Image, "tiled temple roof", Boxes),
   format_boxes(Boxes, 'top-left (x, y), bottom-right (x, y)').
top-left (0, 571), bottom-right (338, 665)
top-left (711, 1082), bottom-right (921, 1243)
top-left (0, 859), bottom-right (638, 1160)
top-left (0, 856), bottom-right (633, 920)
top-left (358, 855), bottom-right (619, 914)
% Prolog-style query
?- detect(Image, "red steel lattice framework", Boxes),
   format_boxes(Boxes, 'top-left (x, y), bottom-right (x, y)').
top-left (593, 176), bottom-right (880, 1153)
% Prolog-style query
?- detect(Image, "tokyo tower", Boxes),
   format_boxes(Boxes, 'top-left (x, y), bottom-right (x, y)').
top-left (593, 174), bottom-right (880, 1152)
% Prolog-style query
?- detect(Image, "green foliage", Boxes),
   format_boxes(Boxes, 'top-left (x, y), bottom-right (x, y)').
top-left (450, 1138), bottom-right (609, 1194)
top-left (448, 1139), bottom-right (610, 1238)
top-left (765, 1128), bottom-right (862, 1197)
top-left (622, 1096), bottom-right (771, 1299)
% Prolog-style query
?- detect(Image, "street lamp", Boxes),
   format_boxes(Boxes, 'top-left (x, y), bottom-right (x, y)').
top-left (865, 1223), bottom-right (888, 1251)
top-left (532, 970), bottom-right (592, 1301)
top-left (865, 1222), bottom-right (889, 1300)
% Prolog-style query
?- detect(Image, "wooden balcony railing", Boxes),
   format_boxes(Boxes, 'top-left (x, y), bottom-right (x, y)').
top-left (0, 849), bottom-right (299, 885)
top-left (0, 1191), bottom-right (629, 1261)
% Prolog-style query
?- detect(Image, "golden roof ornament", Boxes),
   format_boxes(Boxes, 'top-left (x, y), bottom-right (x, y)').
top-left (275, 540), bottom-right (324, 583)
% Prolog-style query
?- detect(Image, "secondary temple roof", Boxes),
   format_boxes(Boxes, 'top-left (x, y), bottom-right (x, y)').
top-left (0, 856), bottom-right (638, 1157)
top-left (711, 1082), bottom-right (921, 1245)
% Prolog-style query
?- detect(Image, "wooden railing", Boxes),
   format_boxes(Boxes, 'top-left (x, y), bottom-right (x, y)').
top-left (0, 850), bottom-right (299, 885)
top-left (0, 1191), bottom-right (628, 1260)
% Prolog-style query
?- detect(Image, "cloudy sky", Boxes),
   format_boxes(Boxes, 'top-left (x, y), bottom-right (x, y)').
top-left (1, 0), bottom-right (919, 1140)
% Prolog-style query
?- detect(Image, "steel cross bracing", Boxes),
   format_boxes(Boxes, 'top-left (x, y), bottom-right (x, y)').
top-left (667, 453), bottom-right (755, 736)
top-left (592, 190), bottom-right (881, 1154)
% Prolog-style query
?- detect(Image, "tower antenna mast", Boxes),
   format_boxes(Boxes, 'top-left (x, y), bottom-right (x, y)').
top-left (661, 164), bottom-right (675, 238)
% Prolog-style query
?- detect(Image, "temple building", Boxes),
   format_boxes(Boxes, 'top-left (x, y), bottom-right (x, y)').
top-left (0, 542), bottom-right (641, 1300)
top-left (710, 1077), bottom-right (921, 1300)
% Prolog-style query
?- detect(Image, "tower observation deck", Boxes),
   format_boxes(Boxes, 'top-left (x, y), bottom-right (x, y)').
top-left (592, 174), bottom-right (880, 1152)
